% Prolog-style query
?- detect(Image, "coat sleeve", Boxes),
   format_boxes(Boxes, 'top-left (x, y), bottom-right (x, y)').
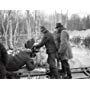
top-left (36, 35), bottom-right (48, 49)
top-left (58, 31), bottom-right (67, 55)
top-left (26, 59), bottom-right (35, 71)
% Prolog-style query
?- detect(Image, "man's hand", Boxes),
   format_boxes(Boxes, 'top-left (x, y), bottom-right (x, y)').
top-left (32, 45), bottom-right (39, 53)
top-left (32, 45), bottom-right (37, 51)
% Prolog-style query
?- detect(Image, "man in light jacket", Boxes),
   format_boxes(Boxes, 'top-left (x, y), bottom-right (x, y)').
top-left (58, 30), bottom-right (73, 79)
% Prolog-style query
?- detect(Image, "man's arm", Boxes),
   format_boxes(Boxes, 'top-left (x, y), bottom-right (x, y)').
top-left (35, 35), bottom-right (48, 49)
top-left (26, 59), bottom-right (35, 71)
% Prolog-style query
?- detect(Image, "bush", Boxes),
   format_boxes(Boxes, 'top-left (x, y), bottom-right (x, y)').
top-left (70, 36), bottom-right (81, 45)
top-left (83, 36), bottom-right (90, 49)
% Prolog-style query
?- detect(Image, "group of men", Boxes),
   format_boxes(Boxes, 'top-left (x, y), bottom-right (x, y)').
top-left (0, 22), bottom-right (72, 79)
top-left (34, 23), bottom-right (72, 79)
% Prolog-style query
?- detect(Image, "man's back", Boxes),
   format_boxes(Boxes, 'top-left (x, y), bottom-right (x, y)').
top-left (36, 30), bottom-right (57, 54)
top-left (44, 31), bottom-right (57, 53)
top-left (6, 50), bottom-right (35, 71)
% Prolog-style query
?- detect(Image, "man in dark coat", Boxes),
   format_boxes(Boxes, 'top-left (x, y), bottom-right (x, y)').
top-left (6, 50), bottom-right (35, 72)
top-left (0, 43), bottom-right (21, 79)
top-left (34, 26), bottom-right (59, 79)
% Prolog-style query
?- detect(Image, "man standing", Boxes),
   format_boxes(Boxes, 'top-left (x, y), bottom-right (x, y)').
top-left (55, 23), bottom-right (72, 79)
top-left (54, 23), bottom-right (64, 49)
top-left (58, 30), bottom-right (73, 79)
top-left (54, 23), bottom-right (65, 69)
top-left (34, 26), bottom-right (59, 79)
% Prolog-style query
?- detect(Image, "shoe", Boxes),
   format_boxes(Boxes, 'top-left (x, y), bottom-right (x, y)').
top-left (64, 76), bottom-right (72, 79)
top-left (62, 74), bottom-right (72, 79)
top-left (68, 76), bottom-right (72, 79)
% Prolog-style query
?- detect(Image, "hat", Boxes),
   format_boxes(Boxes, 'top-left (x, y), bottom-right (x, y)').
top-left (55, 23), bottom-right (64, 29)
top-left (40, 26), bottom-right (47, 33)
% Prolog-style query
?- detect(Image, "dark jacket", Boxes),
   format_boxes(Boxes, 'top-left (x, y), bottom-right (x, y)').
top-left (0, 43), bottom-right (8, 78)
top-left (6, 50), bottom-right (35, 71)
top-left (53, 31), bottom-right (61, 50)
top-left (36, 30), bottom-right (57, 54)
top-left (0, 43), bottom-right (8, 66)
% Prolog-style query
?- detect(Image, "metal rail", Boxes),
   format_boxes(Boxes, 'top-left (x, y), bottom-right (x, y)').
top-left (15, 66), bottom-right (90, 79)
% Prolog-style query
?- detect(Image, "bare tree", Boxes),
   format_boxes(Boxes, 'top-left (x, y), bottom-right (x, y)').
top-left (26, 10), bottom-right (32, 40)
top-left (13, 11), bottom-right (19, 47)
top-left (9, 20), bottom-right (13, 49)
top-left (0, 10), bottom-right (12, 49)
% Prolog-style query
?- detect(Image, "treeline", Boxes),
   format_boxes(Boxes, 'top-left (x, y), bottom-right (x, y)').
top-left (0, 10), bottom-right (90, 49)
top-left (70, 35), bottom-right (90, 49)
top-left (52, 12), bottom-right (90, 30)
top-left (67, 14), bottom-right (90, 30)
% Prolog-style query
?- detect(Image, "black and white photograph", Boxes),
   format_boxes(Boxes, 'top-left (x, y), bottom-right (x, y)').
top-left (0, 0), bottom-right (90, 81)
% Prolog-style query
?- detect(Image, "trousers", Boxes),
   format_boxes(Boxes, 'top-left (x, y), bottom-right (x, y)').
top-left (61, 60), bottom-right (72, 77)
top-left (47, 53), bottom-right (59, 79)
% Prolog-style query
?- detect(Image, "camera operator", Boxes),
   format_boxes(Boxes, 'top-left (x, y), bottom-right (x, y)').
top-left (34, 26), bottom-right (59, 79)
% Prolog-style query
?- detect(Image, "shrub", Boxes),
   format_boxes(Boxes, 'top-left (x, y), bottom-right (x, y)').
top-left (70, 36), bottom-right (81, 45)
top-left (83, 36), bottom-right (90, 49)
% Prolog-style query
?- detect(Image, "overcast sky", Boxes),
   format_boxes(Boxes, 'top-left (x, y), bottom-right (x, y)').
top-left (1, 0), bottom-right (90, 18)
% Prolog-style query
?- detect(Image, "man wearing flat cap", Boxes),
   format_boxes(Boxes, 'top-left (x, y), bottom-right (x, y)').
top-left (34, 26), bottom-right (59, 79)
